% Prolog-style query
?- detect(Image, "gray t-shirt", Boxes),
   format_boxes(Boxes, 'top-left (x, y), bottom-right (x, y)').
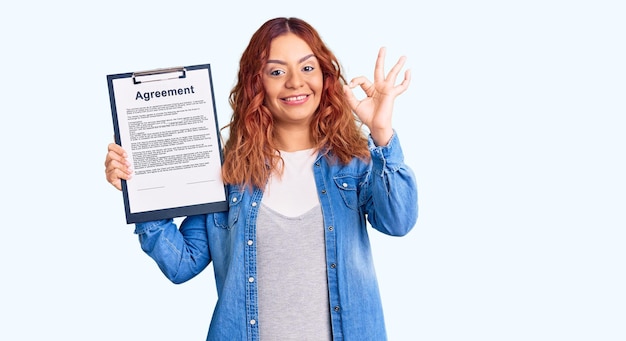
top-left (256, 204), bottom-right (331, 340)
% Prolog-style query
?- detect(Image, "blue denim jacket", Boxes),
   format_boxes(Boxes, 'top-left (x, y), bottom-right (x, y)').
top-left (134, 133), bottom-right (418, 340)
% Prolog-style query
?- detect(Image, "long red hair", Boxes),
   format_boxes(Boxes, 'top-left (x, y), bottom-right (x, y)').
top-left (221, 17), bottom-right (369, 189)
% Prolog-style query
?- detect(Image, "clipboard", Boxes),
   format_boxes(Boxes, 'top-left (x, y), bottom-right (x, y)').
top-left (107, 64), bottom-right (228, 224)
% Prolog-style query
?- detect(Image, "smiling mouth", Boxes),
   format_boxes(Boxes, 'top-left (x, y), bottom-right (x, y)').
top-left (282, 95), bottom-right (309, 102)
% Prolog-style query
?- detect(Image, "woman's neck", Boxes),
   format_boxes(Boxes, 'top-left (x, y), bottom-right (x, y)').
top-left (274, 126), bottom-right (314, 152)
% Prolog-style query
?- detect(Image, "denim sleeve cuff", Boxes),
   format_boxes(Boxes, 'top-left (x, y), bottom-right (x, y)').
top-left (134, 219), bottom-right (171, 234)
top-left (368, 130), bottom-right (406, 174)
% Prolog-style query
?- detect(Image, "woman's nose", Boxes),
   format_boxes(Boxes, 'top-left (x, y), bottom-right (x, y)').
top-left (285, 72), bottom-right (304, 88)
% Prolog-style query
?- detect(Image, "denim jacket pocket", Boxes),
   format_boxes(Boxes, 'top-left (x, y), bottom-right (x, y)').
top-left (213, 189), bottom-right (242, 230)
top-left (333, 174), bottom-right (361, 211)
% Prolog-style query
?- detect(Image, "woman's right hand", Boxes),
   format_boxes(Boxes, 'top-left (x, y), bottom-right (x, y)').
top-left (105, 143), bottom-right (132, 191)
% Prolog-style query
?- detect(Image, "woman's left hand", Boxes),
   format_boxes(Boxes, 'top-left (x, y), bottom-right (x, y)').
top-left (343, 47), bottom-right (411, 146)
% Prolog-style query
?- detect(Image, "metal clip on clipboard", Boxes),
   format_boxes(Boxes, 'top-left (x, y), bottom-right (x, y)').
top-left (132, 66), bottom-right (187, 84)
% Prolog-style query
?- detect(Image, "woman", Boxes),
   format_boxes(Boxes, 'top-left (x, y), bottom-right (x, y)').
top-left (105, 17), bottom-right (417, 341)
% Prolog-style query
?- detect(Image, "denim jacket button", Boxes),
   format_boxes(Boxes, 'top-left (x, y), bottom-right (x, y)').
top-left (334, 306), bottom-right (340, 312)
top-left (247, 240), bottom-right (253, 246)
top-left (251, 202), bottom-right (257, 207)
top-left (250, 319), bottom-right (256, 325)
top-left (248, 277), bottom-right (254, 283)
top-left (330, 263), bottom-right (336, 269)
top-left (328, 226), bottom-right (334, 231)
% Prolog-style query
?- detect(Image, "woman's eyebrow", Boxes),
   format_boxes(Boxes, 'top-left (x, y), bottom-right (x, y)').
top-left (266, 54), bottom-right (316, 65)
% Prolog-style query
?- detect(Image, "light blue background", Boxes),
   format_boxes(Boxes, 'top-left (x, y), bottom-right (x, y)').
top-left (1, 1), bottom-right (624, 340)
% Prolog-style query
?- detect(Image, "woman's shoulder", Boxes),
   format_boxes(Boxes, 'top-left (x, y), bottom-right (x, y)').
top-left (322, 152), bottom-right (372, 175)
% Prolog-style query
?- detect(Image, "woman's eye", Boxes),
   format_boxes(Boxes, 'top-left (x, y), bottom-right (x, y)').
top-left (303, 66), bottom-right (315, 72)
top-left (270, 70), bottom-right (284, 76)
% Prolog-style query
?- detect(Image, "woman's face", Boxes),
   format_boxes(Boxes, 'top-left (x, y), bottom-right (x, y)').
top-left (261, 33), bottom-right (323, 129)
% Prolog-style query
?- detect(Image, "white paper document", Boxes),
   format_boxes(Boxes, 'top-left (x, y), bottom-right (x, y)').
top-left (107, 65), bottom-right (227, 223)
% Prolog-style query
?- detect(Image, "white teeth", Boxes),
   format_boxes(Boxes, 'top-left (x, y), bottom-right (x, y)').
top-left (284, 95), bottom-right (307, 102)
